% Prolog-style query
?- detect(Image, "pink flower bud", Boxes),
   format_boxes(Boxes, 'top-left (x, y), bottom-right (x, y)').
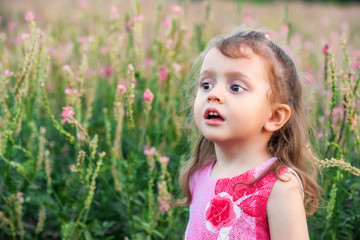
top-left (132, 15), bottom-right (144, 23)
top-left (171, 5), bottom-right (184, 16)
top-left (17, 192), bottom-right (24, 203)
top-left (103, 66), bottom-right (113, 77)
top-left (144, 146), bottom-right (156, 156)
top-left (21, 33), bottom-right (30, 40)
top-left (351, 61), bottom-right (360, 70)
top-left (160, 156), bottom-right (169, 164)
top-left (145, 58), bottom-right (154, 67)
top-left (110, 5), bottom-right (119, 18)
top-left (25, 11), bottom-right (35, 22)
top-left (63, 65), bottom-right (72, 72)
top-left (322, 44), bottom-right (329, 54)
top-left (8, 21), bottom-right (16, 30)
top-left (60, 106), bottom-right (75, 123)
top-left (117, 84), bottom-right (127, 93)
top-left (162, 16), bottom-right (171, 29)
top-left (125, 21), bottom-right (132, 32)
top-left (159, 68), bottom-right (168, 82)
top-left (65, 88), bottom-right (72, 95)
top-left (172, 62), bottom-right (181, 72)
top-left (166, 39), bottom-right (173, 49)
top-left (143, 89), bottom-right (154, 102)
top-left (79, 0), bottom-right (89, 9)
top-left (4, 70), bottom-right (13, 76)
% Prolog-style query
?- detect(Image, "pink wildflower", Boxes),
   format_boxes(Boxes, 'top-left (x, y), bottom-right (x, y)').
top-left (145, 58), bottom-right (154, 67)
top-left (159, 198), bottom-right (170, 212)
top-left (99, 66), bottom-right (113, 77)
top-left (132, 15), bottom-right (144, 23)
top-left (60, 106), bottom-right (75, 123)
top-left (159, 68), bottom-right (168, 82)
top-left (77, 132), bottom-right (86, 141)
top-left (202, 1), bottom-right (209, 7)
top-left (144, 146), bottom-right (156, 156)
top-left (125, 21), bottom-right (132, 32)
top-left (162, 16), bottom-right (171, 29)
top-left (354, 50), bottom-right (360, 58)
top-left (21, 33), bottom-right (30, 40)
top-left (16, 192), bottom-right (24, 203)
top-left (322, 44), bottom-right (329, 54)
top-left (317, 130), bottom-right (323, 138)
top-left (8, 21), bottom-right (16, 30)
top-left (99, 46), bottom-right (110, 55)
top-left (25, 11), bottom-right (35, 22)
top-left (160, 156), bottom-right (170, 164)
top-left (117, 84), bottom-right (127, 93)
top-left (72, 89), bottom-right (79, 94)
top-left (243, 11), bottom-right (253, 26)
top-left (79, 0), bottom-right (89, 9)
top-left (70, 164), bottom-right (77, 172)
top-left (65, 88), bottom-right (72, 95)
top-left (63, 65), bottom-right (72, 72)
top-left (304, 74), bottom-right (315, 84)
top-left (110, 5), bottom-right (119, 18)
top-left (143, 89), bottom-right (154, 102)
top-left (279, 25), bottom-right (289, 36)
top-left (170, 5), bottom-right (184, 16)
top-left (351, 61), bottom-right (360, 70)
top-left (172, 62), bottom-right (181, 72)
top-left (166, 39), bottom-right (173, 49)
top-left (117, 34), bottom-right (124, 42)
top-left (4, 70), bottom-right (13, 76)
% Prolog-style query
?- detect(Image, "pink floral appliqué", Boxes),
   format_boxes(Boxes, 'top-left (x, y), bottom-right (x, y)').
top-left (205, 192), bottom-right (240, 233)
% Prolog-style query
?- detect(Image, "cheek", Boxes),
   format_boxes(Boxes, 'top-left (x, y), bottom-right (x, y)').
top-left (193, 95), bottom-right (203, 126)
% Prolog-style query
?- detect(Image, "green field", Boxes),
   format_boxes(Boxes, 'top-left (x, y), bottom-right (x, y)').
top-left (0, 0), bottom-right (360, 239)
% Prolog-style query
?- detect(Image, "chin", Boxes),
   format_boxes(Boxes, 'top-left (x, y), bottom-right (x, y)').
top-left (203, 134), bottom-right (228, 144)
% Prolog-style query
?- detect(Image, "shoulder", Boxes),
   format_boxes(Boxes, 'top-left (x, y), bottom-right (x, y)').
top-left (266, 171), bottom-right (309, 240)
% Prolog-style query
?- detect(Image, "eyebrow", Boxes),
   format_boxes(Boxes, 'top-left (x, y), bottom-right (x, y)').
top-left (225, 71), bottom-right (251, 81)
top-left (200, 70), bottom-right (251, 81)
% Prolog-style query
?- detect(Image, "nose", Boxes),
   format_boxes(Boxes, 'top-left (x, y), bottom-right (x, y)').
top-left (207, 86), bottom-right (224, 104)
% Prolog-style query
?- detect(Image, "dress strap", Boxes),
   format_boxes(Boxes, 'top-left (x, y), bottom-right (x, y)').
top-left (286, 168), bottom-right (305, 201)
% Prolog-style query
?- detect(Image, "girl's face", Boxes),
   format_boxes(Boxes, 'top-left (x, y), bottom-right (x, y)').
top-left (194, 47), bottom-right (274, 145)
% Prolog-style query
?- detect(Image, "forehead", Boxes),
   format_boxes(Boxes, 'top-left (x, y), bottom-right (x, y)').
top-left (200, 47), bottom-right (270, 83)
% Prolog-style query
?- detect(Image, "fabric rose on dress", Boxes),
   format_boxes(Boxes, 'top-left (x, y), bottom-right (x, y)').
top-left (205, 192), bottom-right (240, 233)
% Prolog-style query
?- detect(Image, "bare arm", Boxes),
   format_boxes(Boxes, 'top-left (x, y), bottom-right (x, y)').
top-left (267, 172), bottom-right (309, 240)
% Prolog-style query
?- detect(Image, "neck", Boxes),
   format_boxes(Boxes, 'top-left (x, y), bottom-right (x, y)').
top-left (213, 136), bottom-right (272, 170)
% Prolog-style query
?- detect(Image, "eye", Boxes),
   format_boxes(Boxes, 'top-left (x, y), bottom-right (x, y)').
top-left (230, 84), bottom-right (244, 92)
top-left (200, 82), bottom-right (214, 91)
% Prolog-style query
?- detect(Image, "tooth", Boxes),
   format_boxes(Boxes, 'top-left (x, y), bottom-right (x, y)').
top-left (214, 113), bottom-right (218, 116)
top-left (209, 112), bottom-right (214, 116)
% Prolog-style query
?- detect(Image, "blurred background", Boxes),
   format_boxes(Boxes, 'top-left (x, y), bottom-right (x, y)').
top-left (0, 0), bottom-right (359, 239)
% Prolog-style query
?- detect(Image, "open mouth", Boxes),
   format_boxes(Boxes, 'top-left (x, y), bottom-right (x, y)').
top-left (204, 109), bottom-right (225, 124)
top-left (206, 111), bottom-right (224, 121)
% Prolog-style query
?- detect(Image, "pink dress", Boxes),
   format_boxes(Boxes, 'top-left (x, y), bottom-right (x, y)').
top-left (184, 157), bottom-right (289, 240)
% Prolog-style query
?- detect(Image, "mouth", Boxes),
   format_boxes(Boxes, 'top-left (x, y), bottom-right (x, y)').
top-left (204, 108), bottom-right (225, 125)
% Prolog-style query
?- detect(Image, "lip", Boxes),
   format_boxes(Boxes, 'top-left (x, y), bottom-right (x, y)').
top-left (204, 108), bottom-right (225, 125)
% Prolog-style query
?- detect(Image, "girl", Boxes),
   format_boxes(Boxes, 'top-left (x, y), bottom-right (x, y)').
top-left (174, 29), bottom-right (321, 239)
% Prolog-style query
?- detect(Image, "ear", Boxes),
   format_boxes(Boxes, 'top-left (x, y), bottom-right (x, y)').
top-left (264, 104), bottom-right (291, 132)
